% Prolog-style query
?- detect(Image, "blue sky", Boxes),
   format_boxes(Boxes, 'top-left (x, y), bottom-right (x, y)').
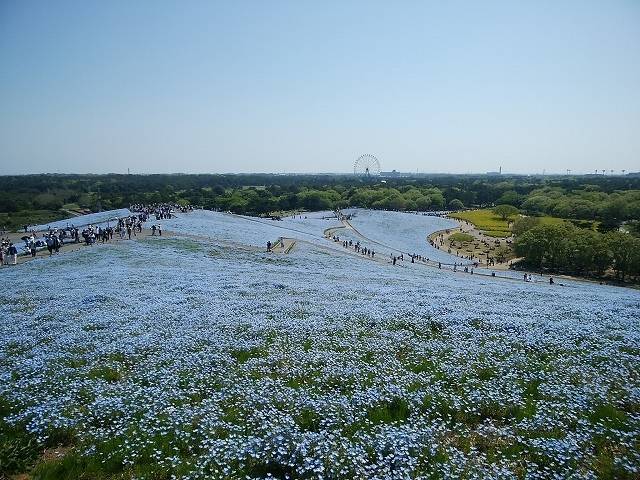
top-left (1, 1), bottom-right (638, 174)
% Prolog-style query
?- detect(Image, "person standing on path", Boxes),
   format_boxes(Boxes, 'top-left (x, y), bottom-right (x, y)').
top-left (7, 243), bottom-right (17, 265)
top-left (46, 236), bottom-right (54, 256)
top-left (158, 224), bottom-right (162, 236)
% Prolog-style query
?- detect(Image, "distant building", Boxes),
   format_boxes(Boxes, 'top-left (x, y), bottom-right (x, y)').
top-left (381, 169), bottom-right (418, 178)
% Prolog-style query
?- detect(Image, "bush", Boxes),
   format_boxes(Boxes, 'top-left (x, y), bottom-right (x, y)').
top-left (448, 199), bottom-right (464, 210)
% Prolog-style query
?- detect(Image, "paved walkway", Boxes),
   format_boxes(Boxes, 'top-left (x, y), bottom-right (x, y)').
top-left (0, 228), bottom-right (171, 268)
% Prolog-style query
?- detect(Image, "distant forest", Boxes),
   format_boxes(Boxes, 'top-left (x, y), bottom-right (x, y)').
top-left (1, 173), bottom-right (639, 233)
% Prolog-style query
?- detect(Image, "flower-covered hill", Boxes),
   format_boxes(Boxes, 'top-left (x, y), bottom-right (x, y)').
top-left (1, 210), bottom-right (639, 479)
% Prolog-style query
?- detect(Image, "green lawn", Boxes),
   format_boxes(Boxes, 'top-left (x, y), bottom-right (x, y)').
top-left (538, 216), bottom-right (567, 227)
top-left (448, 209), bottom-right (513, 237)
top-left (449, 232), bottom-right (475, 243)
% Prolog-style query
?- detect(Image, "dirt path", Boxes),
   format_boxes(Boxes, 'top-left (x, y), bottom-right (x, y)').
top-left (427, 222), bottom-right (518, 271)
top-left (270, 237), bottom-right (296, 253)
top-left (0, 228), bottom-right (173, 269)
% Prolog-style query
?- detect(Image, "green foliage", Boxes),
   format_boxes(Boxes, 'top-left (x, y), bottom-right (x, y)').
top-left (88, 366), bottom-right (122, 382)
top-left (230, 347), bottom-right (263, 363)
top-left (449, 232), bottom-right (474, 243)
top-left (512, 216), bottom-right (541, 236)
top-left (606, 231), bottom-right (640, 281)
top-left (448, 198), bottom-right (464, 210)
top-left (492, 204), bottom-right (519, 220)
top-left (0, 396), bottom-right (40, 476)
top-left (0, 174), bottom-right (638, 231)
top-left (589, 403), bottom-right (629, 431)
top-left (496, 190), bottom-right (522, 207)
top-left (0, 396), bottom-right (76, 477)
top-left (515, 223), bottom-right (640, 279)
top-left (367, 397), bottom-right (411, 424)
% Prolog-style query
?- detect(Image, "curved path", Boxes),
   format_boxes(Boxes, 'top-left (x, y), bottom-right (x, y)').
top-left (216, 211), bottom-right (576, 287)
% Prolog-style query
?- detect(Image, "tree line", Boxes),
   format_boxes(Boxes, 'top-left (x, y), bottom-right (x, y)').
top-left (1, 173), bottom-right (639, 232)
top-left (513, 218), bottom-right (640, 282)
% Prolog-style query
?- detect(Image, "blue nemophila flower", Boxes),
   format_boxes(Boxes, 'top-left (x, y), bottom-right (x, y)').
top-left (1, 209), bottom-right (639, 478)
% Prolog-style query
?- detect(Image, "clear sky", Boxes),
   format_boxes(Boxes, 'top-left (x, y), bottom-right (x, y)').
top-left (1, 1), bottom-right (639, 175)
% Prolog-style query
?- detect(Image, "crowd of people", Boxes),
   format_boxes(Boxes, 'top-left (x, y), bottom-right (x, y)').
top-left (0, 203), bottom-right (186, 267)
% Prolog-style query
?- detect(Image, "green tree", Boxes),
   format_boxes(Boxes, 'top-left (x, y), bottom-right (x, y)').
top-left (493, 204), bottom-right (519, 221)
top-left (415, 196), bottom-right (432, 211)
top-left (429, 193), bottom-right (446, 209)
top-left (448, 199), bottom-right (464, 210)
top-left (569, 230), bottom-right (607, 275)
top-left (514, 228), bottom-right (546, 268)
top-left (496, 190), bottom-right (522, 207)
top-left (599, 198), bottom-right (628, 226)
top-left (521, 195), bottom-right (553, 215)
top-left (542, 224), bottom-right (573, 271)
top-left (606, 231), bottom-right (638, 281)
top-left (512, 216), bottom-right (540, 236)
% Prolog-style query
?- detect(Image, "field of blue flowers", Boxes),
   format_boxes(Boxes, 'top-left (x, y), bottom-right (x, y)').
top-left (1, 209), bottom-right (639, 479)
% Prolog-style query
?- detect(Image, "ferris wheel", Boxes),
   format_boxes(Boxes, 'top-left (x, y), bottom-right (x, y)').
top-left (354, 154), bottom-right (381, 176)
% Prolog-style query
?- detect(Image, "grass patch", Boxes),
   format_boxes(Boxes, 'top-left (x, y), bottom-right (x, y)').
top-left (589, 403), bottom-right (629, 431)
top-left (0, 396), bottom-right (77, 477)
top-left (230, 347), bottom-right (264, 363)
top-left (449, 232), bottom-right (474, 243)
top-left (88, 366), bottom-right (121, 382)
top-left (296, 408), bottom-right (320, 432)
top-left (367, 397), bottom-right (410, 424)
top-left (477, 366), bottom-right (497, 381)
top-left (449, 209), bottom-right (512, 237)
top-left (63, 357), bottom-right (87, 369)
top-left (0, 403), bottom-right (39, 476)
